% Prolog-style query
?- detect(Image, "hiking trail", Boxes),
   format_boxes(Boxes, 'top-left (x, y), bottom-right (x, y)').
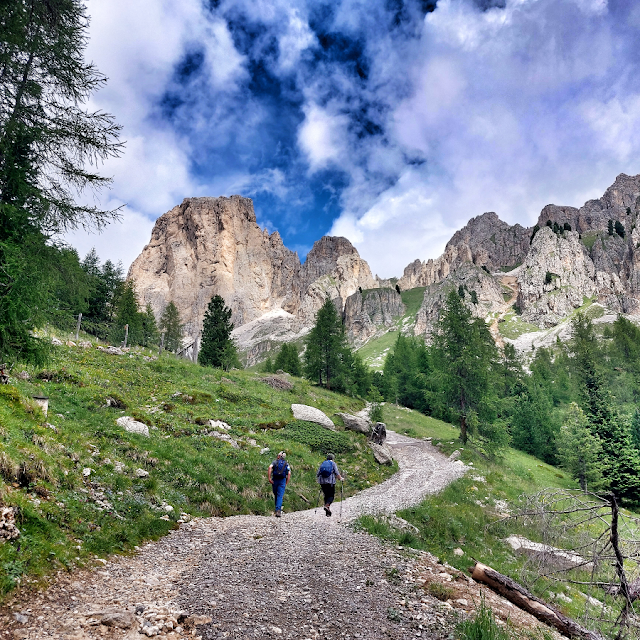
top-left (0, 432), bottom-right (560, 640)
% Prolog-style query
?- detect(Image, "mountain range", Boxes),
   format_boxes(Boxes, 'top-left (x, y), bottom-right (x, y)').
top-left (128, 173), bottom-right (640, 366)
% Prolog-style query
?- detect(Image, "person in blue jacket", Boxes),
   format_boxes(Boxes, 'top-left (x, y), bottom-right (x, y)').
top-left (268, 451), bottom-right (291, 517)
top-left (316, 453), bottom-right (343, 517)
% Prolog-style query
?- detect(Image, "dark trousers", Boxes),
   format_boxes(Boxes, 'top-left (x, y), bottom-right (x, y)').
top-left (321, 483), bottom-right (336, 505)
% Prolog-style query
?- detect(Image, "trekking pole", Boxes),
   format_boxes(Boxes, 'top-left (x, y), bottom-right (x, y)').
top-left (314, 488), bottom-right (322, 515)
top-left (339, 479), bottom-right (344, 521)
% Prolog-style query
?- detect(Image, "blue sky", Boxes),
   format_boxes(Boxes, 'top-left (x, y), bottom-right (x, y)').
top-left (65, 0), bottom-right (640, 278)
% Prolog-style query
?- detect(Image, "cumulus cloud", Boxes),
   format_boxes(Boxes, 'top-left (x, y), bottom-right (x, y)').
top-left (63, 0), bottom-right (640, 280)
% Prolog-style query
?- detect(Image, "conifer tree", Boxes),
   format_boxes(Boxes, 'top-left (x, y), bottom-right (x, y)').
top-left (556, 403), bottom-right (605, 492)
top-left (571, 313), bottom-right (640, 504)
top-left (274, 343), bottom-right (301, 376)
top-left (432, 289), bottom-right (503, 446)
top-left (198, 295), bottom-right (240, 370)
top-left (0, 0), bottom-right (123, 360)
top-left (141, 304), bottom-right (159, 348)
top-left (110, 280), bottom-right (142, 346)
top-left (159, 301), bottom-right (182, 353)
top-left (303, 297), bottom-right (347, 390)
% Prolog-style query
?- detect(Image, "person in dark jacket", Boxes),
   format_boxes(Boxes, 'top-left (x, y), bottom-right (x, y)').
top-left (268, 451), bottom-right (291, 517)
top-left (316, 453), bottom-right (343, 517)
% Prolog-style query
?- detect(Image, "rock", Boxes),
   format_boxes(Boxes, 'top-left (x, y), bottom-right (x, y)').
top-left (100, 612), bottom-right (136, 629)
top-left (291, 404), bottom-right (335, 430)
top-left (97, 346), bottom-right (125, 355)
top-left (82, 468), bottom-right (92, 477)
top-left (16, 371), bottom-right (30, 380)
top-left (79, 341), bottom-right (92, 348)
top-left (117, 416), bottom-right (150, 437)
top-left (260, 376), bottom-right (294, 391)
top-left (113, 461), bottom-right (125, 473)
top-left (369, 422), bottom-right (387, 445)
top-left (207, 432), bottom-right (240, 448)
top-left (343, 287), bottom-right (405, 346)
top-left (369, 442), bottom-right (393, 465)
top-left (448, 450), bottom-right (461, 461)
top-left (207, 420), bottom-right (230, 430)
top-left (65, 340), bottom-right (76, 347)
top-left (336, 413), bottom-right (370, 434)
top-left (504, 535), bottom-right (591, 570)
top-left (128, 196), bottom-right (378, 362)
top-left (135, 469), bottom-right (149, 478)
top-left (260, 447), bottom-right (270, 454)
top-left (12, 613), bottom-right (28, 624)
top-left (453, 548), bottom-right (464, 556)
top-left (1, 507), bottom-right (20, 542)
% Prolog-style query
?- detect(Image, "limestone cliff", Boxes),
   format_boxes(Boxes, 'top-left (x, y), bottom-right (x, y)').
top-left (128, 196), bottom-right (378, 361)
top-left (343, 288), bottom-right (405, 346)
top-left (414, 263), bottom-right (505, 340)
top-left (397, 212), bottom-right (529, 290)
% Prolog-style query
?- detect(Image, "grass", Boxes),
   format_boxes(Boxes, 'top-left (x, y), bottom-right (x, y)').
top-left (497, 313), bottom-right (540, 339)
top-left (0, 342), bottom-right (397, 597)
top-left (357, 287), bottom-right (427, 370)
top-left (581, 232), bottom-right (599, 251)
top-left (357, 404), bottom-right (640, 635)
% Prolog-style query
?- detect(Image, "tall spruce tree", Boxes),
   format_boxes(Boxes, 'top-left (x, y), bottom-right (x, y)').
top-left (303, 297), bottom-right (347, 390)
top-left (110, 280), bottom-right (142, 346)
top-left (274, 343), bottom-right (301, 376)
top-left (432, 289), bottom-right (503, 446)
top-left (198, 294), bottom-right (239, 370)
top-left (0, 0), bottom-right (123, 360)
top-left (159, 301), bottom-right (182, 353)
top-left (141, 304), bottom-right (159, 348)
top-left (571, 313), bottom-right (640, 504)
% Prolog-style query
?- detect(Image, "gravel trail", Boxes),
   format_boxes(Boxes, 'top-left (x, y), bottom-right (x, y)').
top-left (1, 432), bottom-right (470, 640)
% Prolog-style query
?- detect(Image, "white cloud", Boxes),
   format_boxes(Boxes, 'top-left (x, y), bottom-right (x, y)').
top-left (298, 104), bottom-right (350, 172)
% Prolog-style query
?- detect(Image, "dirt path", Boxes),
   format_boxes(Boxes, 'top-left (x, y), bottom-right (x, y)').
top-left (0, 433), bottom-right (560, 640)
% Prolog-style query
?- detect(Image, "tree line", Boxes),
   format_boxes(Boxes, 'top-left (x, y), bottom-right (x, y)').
top-left (377, 288), bottom-right (640, 505)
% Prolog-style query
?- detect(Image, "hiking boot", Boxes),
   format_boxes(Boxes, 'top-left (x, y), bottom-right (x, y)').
top-left (275, 510), bottom-right (281, 518)
top-left (324, 506), bottom-right (331, 517)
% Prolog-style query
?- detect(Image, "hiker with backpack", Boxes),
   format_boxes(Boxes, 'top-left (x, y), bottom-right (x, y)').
top-left (268, 451), bottom-right (291, 518)
top-left (316, 453), bottom-right (343, 517)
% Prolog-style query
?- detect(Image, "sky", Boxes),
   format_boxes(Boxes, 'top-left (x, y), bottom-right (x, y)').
top-left (64, 0), bottom-right (640, 278)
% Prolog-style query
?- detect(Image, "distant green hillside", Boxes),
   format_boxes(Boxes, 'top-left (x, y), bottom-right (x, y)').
top-left (357, 287), bottom-right (426, 370)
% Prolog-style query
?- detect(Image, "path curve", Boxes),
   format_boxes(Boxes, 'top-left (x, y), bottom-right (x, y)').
top-left (1, 432), bottom-right (468, 640)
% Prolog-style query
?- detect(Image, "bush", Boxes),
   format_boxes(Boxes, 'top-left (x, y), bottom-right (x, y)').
top-left (284, 420), bottom-right (354, 453)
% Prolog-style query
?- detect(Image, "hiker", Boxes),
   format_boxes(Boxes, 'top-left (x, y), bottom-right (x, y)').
top-left (268, 451), bottom-right (291, 518)
top-left (316, 453), bottom-right (343, 517)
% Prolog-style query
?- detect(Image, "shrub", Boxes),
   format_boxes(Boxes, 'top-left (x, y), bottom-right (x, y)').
top-left (456, 597), bottom-right (511, 640)
top-left (284, 420), bottom-right (354, 453)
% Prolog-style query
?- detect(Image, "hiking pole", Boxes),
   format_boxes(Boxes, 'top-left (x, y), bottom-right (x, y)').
top-left (339, 479), bottom-right (344, 521)
top-left (314, 488), bottom-right (322, 515)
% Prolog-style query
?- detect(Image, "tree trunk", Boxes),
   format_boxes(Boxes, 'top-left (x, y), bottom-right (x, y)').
top-left (470, 562), bottom-right (606, 640)
top-left (460, 414), bottom-right (468, 444)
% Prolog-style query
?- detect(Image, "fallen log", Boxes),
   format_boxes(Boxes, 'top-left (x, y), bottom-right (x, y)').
top-left (470, 562), bottom-right (606, 640)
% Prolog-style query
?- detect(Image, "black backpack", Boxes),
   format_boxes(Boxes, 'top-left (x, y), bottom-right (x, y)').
top-left (272, 458), bottom-right (288, 479)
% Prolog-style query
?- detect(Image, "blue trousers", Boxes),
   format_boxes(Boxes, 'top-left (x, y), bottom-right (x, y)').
top-left (272, 478), bottom-right (287, 511)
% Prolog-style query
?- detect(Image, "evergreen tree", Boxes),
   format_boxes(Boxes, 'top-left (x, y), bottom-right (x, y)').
top-left (0, 0), bottom-right (123, 360)
top-left (141, 304), bottom-right (159, 348)
top-left (274, 343), bottom-right (302, 376)
top-left (556, 403), bottom-right (605, 492)
top-left (631, 409), bottom-right (640, 452)
top-left (432, 289), bottom-right (503, 446)
top-left (159, 301), bottom-right (182, 353)
top-left (614, 220), bottom-right (625, 238)
top-left (571, 313), bottom-right (640, 504)
top-left (608, 219), bottom-right (614, 235)
top-left (303, 298), bottom-right (347, 390)
top-left (110, 280), bottom-right (142, 346)
top-left (198, 295), bottom-right (240, 370)
top-left (262, 355), bottom-right (275, 373)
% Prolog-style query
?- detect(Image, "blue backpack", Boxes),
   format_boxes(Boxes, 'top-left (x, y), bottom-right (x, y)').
top-left (319, 460), bottom-right (334, 479)
top-left (272, 458), bottom-right (288, 479)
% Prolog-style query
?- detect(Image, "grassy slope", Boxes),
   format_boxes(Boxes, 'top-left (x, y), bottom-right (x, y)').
top-left (361, 405), bottom-right (640, 631)
top-left (357, 287), bottom-right (426, 370)
top-left (0, 345), bottom-right (396, 596)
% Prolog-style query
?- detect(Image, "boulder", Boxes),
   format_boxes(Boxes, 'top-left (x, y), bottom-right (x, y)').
top-left (291, 404), bottom-right (335, 430)
top-left (261, 376), bottom-right (293, 391)
top-left (0, 506), bottom-right (20, 542)
top-left (369, 422), bottom-right (387, 444)
top-left (116, 416), bottom-right (149, 437)
top-left (336, 412), bottom-right (370, 434)
top-left (369, 442), bottom-right (393, 465)
top-left (100, 612), bottom-right (136, 629)
top-left (504, 535), bottom-right (591, 570)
